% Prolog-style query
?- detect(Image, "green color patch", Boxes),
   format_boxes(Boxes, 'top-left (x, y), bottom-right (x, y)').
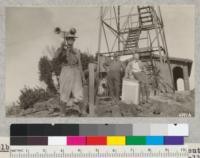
top-left (126, 136), bottom-right (146, 145)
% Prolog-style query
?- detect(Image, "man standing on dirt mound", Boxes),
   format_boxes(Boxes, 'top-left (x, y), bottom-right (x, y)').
top-left (54, 27), bottom-right (86, 116)
top-left (104, 54), bottom-right (125, 103)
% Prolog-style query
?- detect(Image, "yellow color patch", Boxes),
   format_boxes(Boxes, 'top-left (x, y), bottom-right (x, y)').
top-left (107, 136), bottom-right (126, 145)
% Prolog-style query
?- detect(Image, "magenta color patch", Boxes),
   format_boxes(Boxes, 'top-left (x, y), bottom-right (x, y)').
top-left (67, 136), bottom-right (86, 145)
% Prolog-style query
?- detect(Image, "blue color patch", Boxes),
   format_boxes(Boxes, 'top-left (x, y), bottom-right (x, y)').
top-left (146, 136), bottom-right (164, 145)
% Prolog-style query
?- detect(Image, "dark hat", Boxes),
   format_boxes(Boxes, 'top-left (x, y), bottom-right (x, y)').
top-left (65, 27), bottom-right (78, 39)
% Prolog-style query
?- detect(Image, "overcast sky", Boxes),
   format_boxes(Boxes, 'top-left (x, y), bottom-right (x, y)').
top-left (5, 6), bottom-right (194, 105)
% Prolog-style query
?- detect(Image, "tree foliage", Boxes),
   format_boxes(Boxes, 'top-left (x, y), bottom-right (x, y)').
top-left (38, 56), bottom-right (57, 93)
top-left (80, 53), bottom-right (95, 71)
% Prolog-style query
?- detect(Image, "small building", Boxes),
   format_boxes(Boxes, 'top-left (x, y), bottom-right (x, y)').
top-left (140, 54), bottom-right (193, 92)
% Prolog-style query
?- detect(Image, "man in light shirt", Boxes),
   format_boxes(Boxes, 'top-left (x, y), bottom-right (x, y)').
top-left (125, 53), bottom-right (149, 104)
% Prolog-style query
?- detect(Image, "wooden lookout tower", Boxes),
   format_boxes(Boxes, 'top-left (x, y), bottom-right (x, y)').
top-left (96, 6), bottom-right (175, 94)
top-left (87, 6), bottom-right (193, 115)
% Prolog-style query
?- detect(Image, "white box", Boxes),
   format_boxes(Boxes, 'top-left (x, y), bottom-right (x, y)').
top-left (168, 124), bottom-right (189, 136)
top-left (121, 79), bottom-right (140, 105)
top-left (48, 137), bottom-right (66, 145)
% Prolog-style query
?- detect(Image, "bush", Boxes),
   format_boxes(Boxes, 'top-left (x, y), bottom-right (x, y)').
top-left (51, 56), bottom-right (62, 77)
top-left (39, 56), bottom-right (56, 93)
top-left (18, 87), bottom-right (51, 109)
top-left (80, 53), bottom-right (95, 71)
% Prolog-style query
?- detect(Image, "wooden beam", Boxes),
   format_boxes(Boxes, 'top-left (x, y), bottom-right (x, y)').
top-left (102, 21), bottom-right (118, 34)
top-left (117, 6), bottom-right (120, 51)
top-left (97, 7), bottom-right (103, 53)
top-left (88, 63), bottom-right (96, 116)
top-left (102, 24), bottom-right (110, 52)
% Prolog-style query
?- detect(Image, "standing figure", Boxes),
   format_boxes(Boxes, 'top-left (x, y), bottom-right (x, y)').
top-left (104, 55), bottom-right (125, 103)
top-left (125, 53), bottom-right (149, 104)
top-left (54, 28), bottom-right (85, 116)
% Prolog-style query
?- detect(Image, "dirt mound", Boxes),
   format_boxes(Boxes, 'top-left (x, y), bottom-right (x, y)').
top-left (7, 90), bottom-right (194, 117)
top-left (95, 90), bottom-right (194, 117)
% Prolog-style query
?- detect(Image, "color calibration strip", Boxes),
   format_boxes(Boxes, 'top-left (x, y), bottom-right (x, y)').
top-left (10, 136), bottom-right (184, 145)
top-left (10, 123), bottom-right (189, 136)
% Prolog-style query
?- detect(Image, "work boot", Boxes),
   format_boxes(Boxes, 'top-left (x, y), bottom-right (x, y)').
top-left (65, 99), bottom-right (78, 116)
top-left (75, 100), bottom-right (88, 116)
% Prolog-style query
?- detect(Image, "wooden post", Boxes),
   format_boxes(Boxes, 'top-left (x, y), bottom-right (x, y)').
top-left (97, 7), bottom-right (103, 53)
top-left (157, 6), bottom-right (175, 92)
top-left (183, 65), bottom-right (190, 91)
top-left (88, 63), bottom-right (96, 116)
top-left (151, 7), bottom-right (163, 63)
top-left (117, 6), bottom-right (120, 51)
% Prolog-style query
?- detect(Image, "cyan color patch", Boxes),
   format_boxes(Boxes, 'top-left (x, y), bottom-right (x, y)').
top-left (146, 136), bottom-right (164, 145)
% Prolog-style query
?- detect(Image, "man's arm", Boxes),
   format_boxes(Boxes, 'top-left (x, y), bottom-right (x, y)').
top-left (139, 61), bottom-right (146, 72)
top-left (103, 58), bottom-right (111, 71)
top-left (77, 50), bottom-right (86, 84)
top-left (121, 61), bottom-right (126, 71)
top-left (124, 62), bottom-right (131, 78)
top-left (54, 42), bottom-right (65, 58)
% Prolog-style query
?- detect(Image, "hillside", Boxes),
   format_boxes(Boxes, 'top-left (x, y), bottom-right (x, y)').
top-left (6, 90), bottom-right (194, 117)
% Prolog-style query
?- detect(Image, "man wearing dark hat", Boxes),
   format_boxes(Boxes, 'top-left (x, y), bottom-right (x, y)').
top-left (104, 54), bottom-right (125, 103)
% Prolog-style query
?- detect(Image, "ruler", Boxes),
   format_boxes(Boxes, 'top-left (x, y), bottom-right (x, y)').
top-left (10, 145), bottom-right (188, 158)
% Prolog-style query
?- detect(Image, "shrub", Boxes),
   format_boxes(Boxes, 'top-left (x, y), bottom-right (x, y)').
top-left (18, 87), bottom-right (51, 109)
top-left (80, 53), bottom-right (95, 71)
top-left (51, 56), bottom-right (62, 77)
top-left (39, 56), bottom-right (57, 93)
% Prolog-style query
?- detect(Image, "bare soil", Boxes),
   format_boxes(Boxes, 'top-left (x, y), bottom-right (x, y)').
top-left (6, 90), bottom-right (194, 117)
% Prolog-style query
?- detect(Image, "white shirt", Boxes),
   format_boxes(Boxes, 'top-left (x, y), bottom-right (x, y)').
top-left (130, 60), bottom-right (142, 72)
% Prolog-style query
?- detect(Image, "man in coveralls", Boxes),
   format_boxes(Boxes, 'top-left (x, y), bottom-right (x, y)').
top-left (104, 54), bottom-right (125, 103)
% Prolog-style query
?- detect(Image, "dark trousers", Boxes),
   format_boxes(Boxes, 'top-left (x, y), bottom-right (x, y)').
top-left (107, 71), bottom-right (121, 100)
top-left (134, 72), bottom-right (149, 102)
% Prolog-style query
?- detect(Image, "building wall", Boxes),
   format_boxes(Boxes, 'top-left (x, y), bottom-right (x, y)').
top-left (142, 59), bottom-right (191, 92)
top-left (153, 60), bottom-right (190, 91)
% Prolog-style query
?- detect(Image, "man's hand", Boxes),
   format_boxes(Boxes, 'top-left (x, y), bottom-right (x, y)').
top-left (82, 77), bottom-right (87, 85)
top-left (81, 72), bottom-right (87, 85)
top-left (61, 41), bottom-right (67, 48)
top-left (124, 73), bottom-right (129, 79)
top-left (54, 41), bottom-right (66, 58)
